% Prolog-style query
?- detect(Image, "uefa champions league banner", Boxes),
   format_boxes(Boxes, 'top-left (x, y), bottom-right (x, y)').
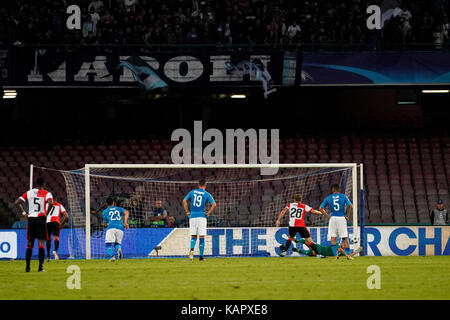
top-left (1, 226), bottom-right (449, 259)
top-left (301, 51), bottom-right (450, 85)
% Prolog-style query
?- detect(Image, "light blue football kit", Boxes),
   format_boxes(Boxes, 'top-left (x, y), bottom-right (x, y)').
top-left (184, 188), bottom-right (215, 257)
top-left (320, 193), bottom-right (352, 256)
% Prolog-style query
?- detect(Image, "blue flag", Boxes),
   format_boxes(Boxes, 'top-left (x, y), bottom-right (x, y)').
top-left (119, 56), bottom-right (169, 93)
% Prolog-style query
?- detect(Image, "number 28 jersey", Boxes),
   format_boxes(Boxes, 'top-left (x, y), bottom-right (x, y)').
top-left (103, 206), bottom-right (126, 231)
top-left (286, 202), bottom-right (313, 227)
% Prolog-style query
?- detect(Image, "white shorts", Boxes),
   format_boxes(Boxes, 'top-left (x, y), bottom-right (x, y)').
top-left (189, 217), bottom-right (207, 236)
top-left (105, 228), bottom-right (124, 244)
top-left (327, 216), bottom-right (348, 239)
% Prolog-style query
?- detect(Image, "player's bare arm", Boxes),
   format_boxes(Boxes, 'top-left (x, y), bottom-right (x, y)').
top-left (60, 212), bottom-right (69, 229)
top-left (182, 198), bottom-right (190, 217)
top-left (345, 204), bottom-right (353, 221)
top-left (275, 207), bottom-right (288, 227)
top-left (319, 207), bottom-right (330, 219)
top-left (124, 210), bottom-right (130, 229)
top-left (310, 208), bottom-right (323, 215)
top-left (15, 198), bottom-right (28, 219)
top-left (206, 202), bottom-right (216, 217)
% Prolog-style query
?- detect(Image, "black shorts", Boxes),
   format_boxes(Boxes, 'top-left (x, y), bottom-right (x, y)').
top-left (46, 222), bottom-right (61, 238)
top-left (288, 226), bottom-right (311, 239)
top-left (27, 216), bottom-right (47, 241)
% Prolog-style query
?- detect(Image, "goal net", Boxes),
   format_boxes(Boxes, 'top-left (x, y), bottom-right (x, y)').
top-left (32, 164), bottom-right (361, 259)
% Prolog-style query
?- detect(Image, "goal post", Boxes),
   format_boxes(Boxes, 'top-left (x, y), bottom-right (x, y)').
top-left (82, 163), bottom-right (362, 260)
top-left (29, 163), bottom-right (364, 260)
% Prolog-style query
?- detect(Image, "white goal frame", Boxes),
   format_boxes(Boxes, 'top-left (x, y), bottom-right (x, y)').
top-left (82, 163), bottom-right (361, 260)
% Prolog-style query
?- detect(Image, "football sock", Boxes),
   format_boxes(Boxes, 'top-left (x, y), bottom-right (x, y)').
top-left (299, 249), bottom-right (313, 256)
top-left (106, 243), bottom-right (114, 257)
top-left (26, 246), bottom-right (32, 268)
top-left (284, 239), bottom-right (292, 250)
top-left (199, 238), bottom-right (205, 257)
top-left (115, 244), bottom-right (121, 251)
top-left (331, 245), bottom-right (338, 256)
top-left (54, 239), bottom-right (59, 252)
top-left (190, 237), bottom-right (197, 250)
top-left (38, 245), bottom-right (45, 268)
top-left (344, 248), bottom-right (351, 256)
top-left (46, 240), bottom-right (51, 257)
top-left (309, 242), bottom-right (319, 255)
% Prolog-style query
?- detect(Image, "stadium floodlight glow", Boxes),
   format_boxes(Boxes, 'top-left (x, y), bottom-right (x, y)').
top-left (421, 90), bottom-right (450, 94)
top-left (3, 90), bottom-right (17, 99)
top-left (230, 94), bottom-right (246, 99)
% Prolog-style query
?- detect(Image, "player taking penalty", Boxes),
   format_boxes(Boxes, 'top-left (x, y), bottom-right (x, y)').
top-left (276, 194), bottom-right (322, 257)
top-left (183, 179), bottom-right (216, 261)
top-left (103, 197), bottom-right (129, 262)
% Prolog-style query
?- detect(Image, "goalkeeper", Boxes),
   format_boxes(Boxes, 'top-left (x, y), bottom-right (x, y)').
top-left (291, 238), bottom-right (363, 259)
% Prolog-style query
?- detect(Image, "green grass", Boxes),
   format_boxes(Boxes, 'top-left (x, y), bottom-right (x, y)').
top-left (0, 256), bottom-right (449, 300)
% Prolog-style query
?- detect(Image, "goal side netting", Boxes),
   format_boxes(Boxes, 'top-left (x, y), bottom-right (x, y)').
top-left (31, 164), bottom-right (361, 259)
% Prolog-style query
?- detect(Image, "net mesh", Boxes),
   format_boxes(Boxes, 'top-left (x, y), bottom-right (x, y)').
top-left (33, 165), bottom-right (356, 259)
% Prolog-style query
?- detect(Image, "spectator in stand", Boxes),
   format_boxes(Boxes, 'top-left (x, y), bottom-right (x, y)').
top-left (1, 0), bottom-right (449, 48)
top-left (167, 216), bottom-right (176, 227)
top-left (148, 199), bottom-right (168, 227)
top-left (442, 16), bottom-right (450, 41)
top-left (89, 7), bottom-right (101, 36)
top-left (287, 20), bottom-right (301, 44)
top-left (433, 25), bottom-right (445, 48)
top-left (88, 0), bottom-right (104, 13)
top-left (82, 15), bottom-right (95, 38)
top-left (128, 198), bottom-right (145, 228)
top-left (187, 26), bottom-right (199, 43)
top-left (430, 200), bottom-right (448, 225)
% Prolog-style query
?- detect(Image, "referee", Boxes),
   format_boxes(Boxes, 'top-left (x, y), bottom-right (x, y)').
top-left (15, 177), bottom-right (53, 272)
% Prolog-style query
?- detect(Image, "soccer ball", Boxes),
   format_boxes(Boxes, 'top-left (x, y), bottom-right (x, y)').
top-left (350, 234), bottom-right (360, 245)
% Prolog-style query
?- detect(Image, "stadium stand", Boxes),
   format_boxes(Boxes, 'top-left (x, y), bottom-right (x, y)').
top-left (0, 0), bottom-right (449, 48)
top-left (1, 131), bottom-right (449, 227)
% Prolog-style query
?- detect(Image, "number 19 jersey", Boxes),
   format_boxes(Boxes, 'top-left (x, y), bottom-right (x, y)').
top-left (286, 202), bottom-right (313, 227)
top-left (103, 206), bottom-right (125, 231)
top-left (184, 189), bottom-right (215, 219)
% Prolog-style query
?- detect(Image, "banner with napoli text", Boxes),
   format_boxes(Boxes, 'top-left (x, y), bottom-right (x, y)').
top-left (5, 47), bottom-right (450, 87)
top-left (1, 226), bottom-right (449, 259)
top-left (5, 47), bottom-right (300, 89)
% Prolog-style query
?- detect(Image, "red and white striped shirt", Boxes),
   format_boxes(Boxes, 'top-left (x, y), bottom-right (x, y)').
top-left (19, 188), bottom-right (53, 218)
top-left (285, 202), bottom-right (313, 227)
top-left (46, 202), bottom-right (67, 224)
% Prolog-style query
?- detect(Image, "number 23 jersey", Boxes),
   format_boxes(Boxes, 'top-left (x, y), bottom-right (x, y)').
top-left (286, 202), bottom-right (313, 227)
top-left (103, 206), bottom-right (125, 230)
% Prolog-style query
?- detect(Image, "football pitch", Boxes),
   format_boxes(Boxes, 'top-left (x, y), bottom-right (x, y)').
top-left (0, 256), bottom-right (449, 300)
